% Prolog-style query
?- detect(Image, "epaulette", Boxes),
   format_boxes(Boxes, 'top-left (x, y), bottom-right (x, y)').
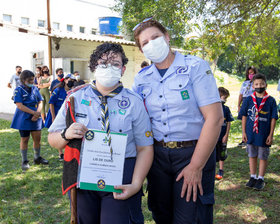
top-left (126, 88), bottom-right (143, 101)
top-left (64, 83), bottom-right (90, 110)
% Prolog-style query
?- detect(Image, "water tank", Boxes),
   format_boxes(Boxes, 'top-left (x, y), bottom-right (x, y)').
top-left (99, 17), bottom-right (122, 35)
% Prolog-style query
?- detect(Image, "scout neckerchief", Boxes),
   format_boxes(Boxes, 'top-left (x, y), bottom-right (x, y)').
top-left (251, 91), bottom-right (269, 133)
top-left (91, 81), bottom-right (123, 160)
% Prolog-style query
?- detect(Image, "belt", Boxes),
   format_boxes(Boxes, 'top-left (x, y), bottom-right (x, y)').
top-left (154, 140), bottom-right (197, 149)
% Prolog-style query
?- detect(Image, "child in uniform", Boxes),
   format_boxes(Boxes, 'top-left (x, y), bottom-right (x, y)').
top-left (240, 74), bottom-right (278, 190)
top-left (11, 70), bottom-right (49, 170)
top-left (215, 87), bottom-right (234, 180)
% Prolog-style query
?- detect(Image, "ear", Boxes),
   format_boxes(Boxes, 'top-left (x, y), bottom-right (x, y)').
top-left (165, 32), bottom-right (170, 44)
top-left (121, 66), bottom-right (126, 76)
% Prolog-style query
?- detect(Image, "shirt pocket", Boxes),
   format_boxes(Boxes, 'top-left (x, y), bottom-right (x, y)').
top-left (168, 75), bottom-right (190, 104)
top-left (168, 75), bottom-right (190, 90)
top-left (140, 85), bottom-right (152, 100)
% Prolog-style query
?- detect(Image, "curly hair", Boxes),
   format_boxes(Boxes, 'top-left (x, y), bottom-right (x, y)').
top-left (20, 70), bottom-right (35, 84)
top-left (245, 66), bottom-right (257, 80)
top-left (89, 43), bottom-right (128, 72)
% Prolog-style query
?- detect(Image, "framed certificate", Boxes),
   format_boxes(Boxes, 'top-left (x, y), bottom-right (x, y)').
top-left (77, 129), bottom-right (127, 193)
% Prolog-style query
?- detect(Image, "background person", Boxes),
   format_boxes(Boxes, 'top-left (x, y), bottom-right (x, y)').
top-left (34, 66), bottom-right (42, 88)
top-left (50, 68), bottom-right (64, 92)
top-left (38, 66), bottom-right (52, 123)
top-left (240, 74), bottom-right (278, 190)
top-left (10, 70), bottom-right (49, 170)
top-left (237, 66), bottom-right (257, 147)
top-left (48, 42), bottom-right (154, 223)
top-left (8, 65), bottom-right (22, 90)
top-left (132, 18), bottom-right (223, 224)
top-left (73, 71), bottom-right (85, 87)
top-left (45, 74), bottom-right (71, 161)
top-left (215, 87), bottom-right (234, 180)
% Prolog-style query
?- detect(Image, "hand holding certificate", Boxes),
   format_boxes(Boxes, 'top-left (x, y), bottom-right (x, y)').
top-left (77, 129), bottom-right (127, 193)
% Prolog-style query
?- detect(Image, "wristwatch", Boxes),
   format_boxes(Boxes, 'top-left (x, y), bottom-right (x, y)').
top-left (61, 128), bottom-right (70, 141)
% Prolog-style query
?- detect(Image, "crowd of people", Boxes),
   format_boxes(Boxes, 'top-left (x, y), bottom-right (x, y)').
top-left (6, 18), bottom-right (279, 224)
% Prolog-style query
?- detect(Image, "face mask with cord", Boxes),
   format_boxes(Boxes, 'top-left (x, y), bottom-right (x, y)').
top-left (94, 64), bottom-right (122, 87)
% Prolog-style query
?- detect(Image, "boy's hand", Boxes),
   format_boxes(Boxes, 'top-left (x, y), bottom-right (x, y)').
top-left (266, 135), bottom-right (273, 145)
top-left (242, 133), bottom-right (247, 143)
top-left (31, 115), bottom-right (38, 121)
top-left (222, 135), bottom-right (228, 144)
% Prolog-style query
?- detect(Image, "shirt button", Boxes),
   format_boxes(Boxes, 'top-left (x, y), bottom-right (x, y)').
top-left (159, 95), bottom-right (163, 98)
top-left (119, 129), bottom-right (122, 132)
top-left (97, 118), bottom-right (101, 121)
top-left (160, 81), bottom-right (163, 83)
top-left (179, 84), bottom-right (182, 87)
top-left (164, 135), bottom-right (167, 137)
top-left (163, 123), bottom-right (166, 125)
top-left (162, 109), bottom-right (165, 111)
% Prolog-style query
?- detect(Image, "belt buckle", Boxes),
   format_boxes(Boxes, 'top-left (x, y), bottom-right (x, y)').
top-left (166, 141), bottom-right (177, 149)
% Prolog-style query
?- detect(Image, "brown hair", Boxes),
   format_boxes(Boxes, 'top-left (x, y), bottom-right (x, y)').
top-left (218, 87), bottom-right (230, 98)
top-left (41, 65), bottom-right (50, 76)
top-left (133, 19), bottom-right (168, 49)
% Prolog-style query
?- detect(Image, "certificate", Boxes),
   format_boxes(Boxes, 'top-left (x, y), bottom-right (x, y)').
top-left (77, 129), bottom-right (127, 193)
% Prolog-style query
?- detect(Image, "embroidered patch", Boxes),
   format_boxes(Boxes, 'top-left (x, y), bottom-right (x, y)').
top-left (110, 110), bottom-right (117, 115)
top-left (81, 99), bottom-right (91, 106)
top-left (206, 70), bottom-right (212, 75)
top-left (176, 66), bottom-right (188, 74)
top-left (145, 131), bottom-right (153, 137)
top-left (180, 90), bottom-right (190, 100)
top-left (119, 109), bottom-right (126, 115)
top-left (85, 130), bottom-right (94, 141)
top-left (259, 110), bottom-right (268, 115)
top-left (97, 179), bottom-right (105, 189)
top-left (118, 97), bottom-right (131, 109)
top-left (76, 113), bottom-right (87, 118)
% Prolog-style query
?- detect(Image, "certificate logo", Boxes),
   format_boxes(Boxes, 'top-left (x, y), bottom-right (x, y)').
top-left (85, 130), bottom-right (94, 141)
top-left (97, 179), bottom-right (106, 189)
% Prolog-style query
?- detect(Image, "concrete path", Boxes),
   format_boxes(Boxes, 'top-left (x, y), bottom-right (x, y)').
top-left (0, 113), bottom-right (13, 121)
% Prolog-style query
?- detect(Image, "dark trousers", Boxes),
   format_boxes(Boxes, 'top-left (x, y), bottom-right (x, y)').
top-left (147, 144), bottom-right (216, 224)
top-left (76, 158), bottom-right (144, 224)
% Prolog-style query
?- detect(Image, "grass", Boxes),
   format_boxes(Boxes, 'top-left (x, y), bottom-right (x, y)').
top-left (0, 72), bottom-right (280, 223)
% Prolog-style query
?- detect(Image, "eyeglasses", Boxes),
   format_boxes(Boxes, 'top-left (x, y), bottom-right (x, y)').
top-left (132, 16), bottom-right (153, 31)
top-left (98, 62), bottom-right (122, 71)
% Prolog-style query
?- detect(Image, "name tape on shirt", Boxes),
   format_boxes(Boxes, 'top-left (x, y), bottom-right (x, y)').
top-left (181, 90), bottom-right (190, 100)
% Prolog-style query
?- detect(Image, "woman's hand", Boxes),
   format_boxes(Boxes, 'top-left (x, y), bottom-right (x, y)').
top-left (176, 163), bottom-right (203, 202)
top-left (31, 115), bottom-right (38, 121)
top-left (65, 122), bottom-right (88, 139)
top-left (113, 183), bottom-right (141, 200)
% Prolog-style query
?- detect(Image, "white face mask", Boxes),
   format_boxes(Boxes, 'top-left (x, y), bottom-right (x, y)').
top-left (142, 36), bottom-right (170, 63)
top-left (94, 64), bottom-right (122, 87)
top-left (75, 75), bottom-right (80, 81)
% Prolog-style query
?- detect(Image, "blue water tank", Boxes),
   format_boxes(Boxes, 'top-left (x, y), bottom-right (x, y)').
top-left (99, 17), bottom-right (122, 35)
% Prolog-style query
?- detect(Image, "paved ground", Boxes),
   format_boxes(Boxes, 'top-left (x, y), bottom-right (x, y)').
top-left (0, 113), bottom-right (13, 121)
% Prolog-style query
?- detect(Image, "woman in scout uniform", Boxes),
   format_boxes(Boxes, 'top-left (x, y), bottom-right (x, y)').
top-left (48, 43), bottom-right (154, 224)
top-left (11, 70), bottom-right (49, 170)
top-left (45, 74), bottom-right (71, 161)
top-left (38, 65), bottom-right (52, 122)
top-left (132, 18), bottom-right (224, 224)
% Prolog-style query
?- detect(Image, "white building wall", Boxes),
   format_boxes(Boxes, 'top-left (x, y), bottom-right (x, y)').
top-left (0, 27), bottom-right (48, 114)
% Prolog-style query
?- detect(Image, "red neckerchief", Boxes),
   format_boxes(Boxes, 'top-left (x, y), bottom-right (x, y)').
top-left (251, 91), bottom-right (269, 133)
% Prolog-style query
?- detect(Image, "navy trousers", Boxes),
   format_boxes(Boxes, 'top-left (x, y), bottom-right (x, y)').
top-left (76, 158), bottom-right (144, 224)
top-left (147, 144), bottom-right (216, 224)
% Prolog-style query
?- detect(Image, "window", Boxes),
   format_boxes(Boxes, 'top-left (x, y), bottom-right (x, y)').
top-left (53, 22), bottom-right (60, 30)
top-left (67, 24), bottom-right (73, 32)
top-left (91, 28), bottom-right (97, 35)
top-left (38, 20), bottom-right (45, 27)
top-left (80, 26), bottom-right (85, 33)
top-left (3, 14), bottom-right (12, 22)
top-left (21, 17), bottom-right (29, 25)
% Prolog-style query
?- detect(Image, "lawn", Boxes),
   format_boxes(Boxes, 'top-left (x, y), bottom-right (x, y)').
top-left (0, 75), bottom-right (280, 223)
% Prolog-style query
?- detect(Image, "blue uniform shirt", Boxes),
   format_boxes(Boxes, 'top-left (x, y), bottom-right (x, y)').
top-left (48, 84), bottom-right (153, 158)
top-left (50, 79), bottom-right (60, 92)
top-left (240, 95), bottom-right (278, 147)
top-left (11, 85), bottom-right (43, 130)
top-left (132, 52), bottom-right (220, 142)
top-left (219, 103), bottom-right (234, 141)
top-left (45, 87), bottom-right (67, 128)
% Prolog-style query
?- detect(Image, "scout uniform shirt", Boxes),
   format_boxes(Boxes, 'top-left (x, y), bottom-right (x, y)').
top-left (219, 103), bottom-right (234, 141)
top-left (11, 85), bottom-right (43, 130)
top-left (240, 80), bottom-right (254, 98)
top-left (240, 95), bottom-right (278, 147)
top-left (132, 51), bottom-right (220, 142)
top-left (48, 84), bottom-right (153, 158)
